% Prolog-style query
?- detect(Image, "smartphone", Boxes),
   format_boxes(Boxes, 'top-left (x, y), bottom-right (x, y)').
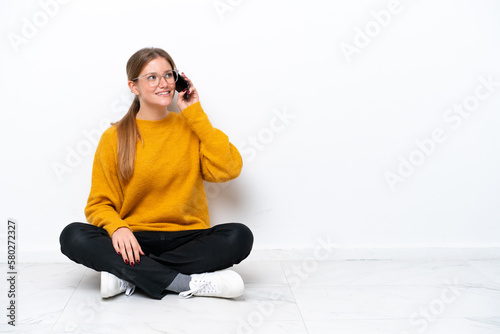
top-left (175, 74), bottom-right (190, 99)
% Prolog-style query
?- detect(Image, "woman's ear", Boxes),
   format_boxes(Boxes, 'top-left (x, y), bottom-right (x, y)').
top-left (128, 80), bottom-right (140, 96)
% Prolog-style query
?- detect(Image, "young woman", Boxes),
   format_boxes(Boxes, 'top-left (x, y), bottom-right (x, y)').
top-left (59, 47), bottom-right (253, 300)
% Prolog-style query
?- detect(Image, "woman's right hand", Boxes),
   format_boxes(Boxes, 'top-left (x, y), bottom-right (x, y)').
top-left (111, 227), bottom-right (145, 266)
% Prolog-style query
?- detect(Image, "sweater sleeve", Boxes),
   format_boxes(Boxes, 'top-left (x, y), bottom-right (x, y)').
top-left (181, 102), bottom-right (243, 183)
top-left (84, 128), bottom-right (129, 237)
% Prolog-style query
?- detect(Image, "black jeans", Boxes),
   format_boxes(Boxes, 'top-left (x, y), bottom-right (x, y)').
top-left (59, 222), bottom-right (253, 299)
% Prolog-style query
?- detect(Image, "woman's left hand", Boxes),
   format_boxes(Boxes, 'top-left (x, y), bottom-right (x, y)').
top-left (177, 72), bottom-right (199, 111)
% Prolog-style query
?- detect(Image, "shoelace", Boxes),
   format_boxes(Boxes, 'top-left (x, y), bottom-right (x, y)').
top-left (178, 275), bottom-right (218, 299)
top-left (121, 280), bottom-right (136, 297)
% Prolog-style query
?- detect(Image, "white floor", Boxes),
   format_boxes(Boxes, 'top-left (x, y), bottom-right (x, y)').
top-left (1, 259), bottom-right (500, 333)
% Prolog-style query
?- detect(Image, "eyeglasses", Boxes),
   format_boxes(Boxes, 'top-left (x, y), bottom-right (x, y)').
top-left (132, 70), bottom-right (180, 87)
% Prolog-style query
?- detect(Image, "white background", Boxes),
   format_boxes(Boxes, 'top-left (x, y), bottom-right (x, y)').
top-left (1, 0), bottom-right (499, 262)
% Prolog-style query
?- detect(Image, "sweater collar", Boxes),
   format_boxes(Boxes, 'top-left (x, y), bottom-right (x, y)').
top-left (135, 112), bottom-right (175, 129)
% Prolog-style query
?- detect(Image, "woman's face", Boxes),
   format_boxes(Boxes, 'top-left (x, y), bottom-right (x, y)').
top-left (130, 57), bottom-right (175, 110)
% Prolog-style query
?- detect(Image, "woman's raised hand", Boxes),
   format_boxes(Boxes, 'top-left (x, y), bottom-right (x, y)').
top-left (176, 72), bottom-right (199, 111)
top-left (111, 227), bottom-right (145, 266)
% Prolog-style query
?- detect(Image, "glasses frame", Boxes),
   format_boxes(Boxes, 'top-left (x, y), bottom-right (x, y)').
top-left (132, 69), bottom-right (180, 87)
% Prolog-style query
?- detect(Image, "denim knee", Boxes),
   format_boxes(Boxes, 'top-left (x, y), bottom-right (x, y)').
top-left (59, 222), bottom-right (95, 256)
top-left (227, 223), bottom-right (254, 260)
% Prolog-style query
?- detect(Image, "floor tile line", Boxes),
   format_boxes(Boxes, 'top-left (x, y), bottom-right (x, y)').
top-left (49, 268), bottom-right (89, 334)
top-left (279, 261), bottom-right (312, 334)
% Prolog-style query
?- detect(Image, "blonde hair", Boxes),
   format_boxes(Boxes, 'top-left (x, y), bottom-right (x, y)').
top-left (112, 47), bottom-right (176, 182)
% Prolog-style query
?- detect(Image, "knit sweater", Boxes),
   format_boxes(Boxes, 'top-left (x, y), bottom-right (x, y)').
top-left (84, 102), bottom-right (242, 237)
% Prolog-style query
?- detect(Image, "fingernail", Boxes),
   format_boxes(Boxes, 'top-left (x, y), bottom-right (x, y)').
top-left (188, 91), bottom-right (191, 95)
top-left (136, 259), bottom-right (140, 265)
top-left (131, 262), bottom-right (135, 267)
top-left (118, 252), bottom-right (122, 256)
top-left (124, 259), bottom-right (129, 264)
top-left (182, 88), bottom-right (186, 92)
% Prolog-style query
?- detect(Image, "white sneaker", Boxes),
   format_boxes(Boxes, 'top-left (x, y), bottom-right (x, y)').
top-left (100, 272), bottom-right (135, 298)
top-left (178, 269), bottom-right (244, 299)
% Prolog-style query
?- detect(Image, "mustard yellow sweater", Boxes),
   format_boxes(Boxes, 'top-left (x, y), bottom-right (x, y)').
top-left (84, 102), bottom-right (243, 237)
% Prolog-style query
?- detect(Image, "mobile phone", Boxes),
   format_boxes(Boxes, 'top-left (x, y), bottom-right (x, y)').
top-left (175, 74), bottom-right (190, 99)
